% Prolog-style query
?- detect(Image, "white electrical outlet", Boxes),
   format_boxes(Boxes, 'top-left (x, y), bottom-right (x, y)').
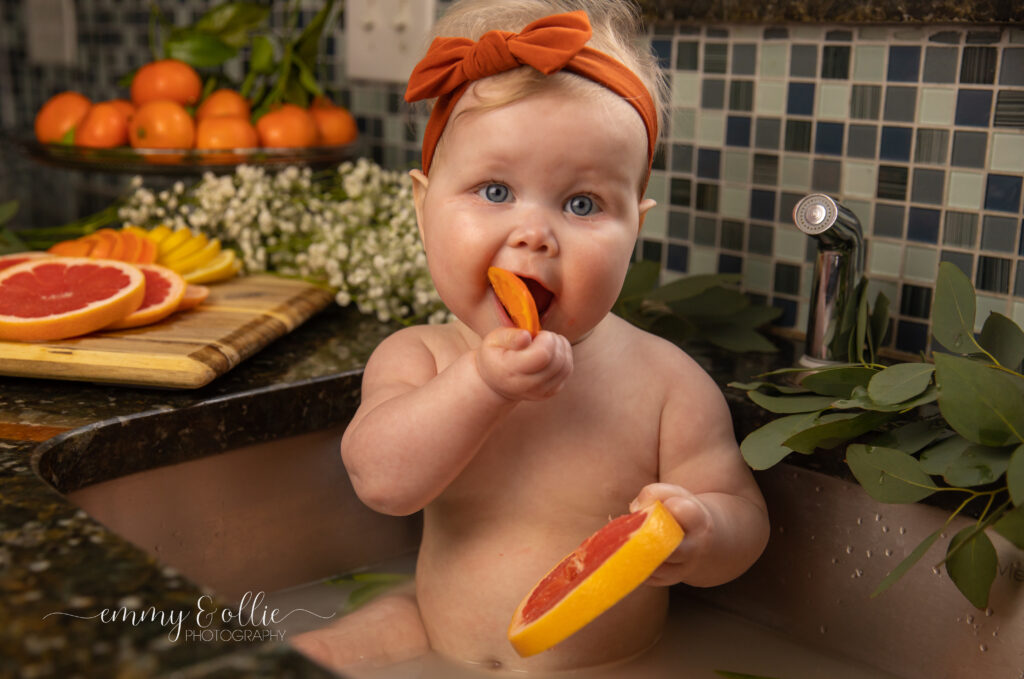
top-left (346, 0), bottom-right (436, 83)
top-left (25, 0), bottom-right (77, 66)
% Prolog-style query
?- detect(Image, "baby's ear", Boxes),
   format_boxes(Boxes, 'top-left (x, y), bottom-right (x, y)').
top-left (637, 198), bottom-right (657, 233)
top-left (409, 169), bottom-right (429, 242)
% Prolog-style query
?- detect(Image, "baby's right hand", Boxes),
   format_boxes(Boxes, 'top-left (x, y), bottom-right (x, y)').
top-left (476, 328), bottom-right (573, 401)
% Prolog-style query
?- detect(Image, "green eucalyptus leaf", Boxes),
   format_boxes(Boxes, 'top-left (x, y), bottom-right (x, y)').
top-left (846, 444), bottom-right (938, 503)
top-left (194, 2), bottom-right (268, 38)
top-left (647, 313), bottom-right (697, 346)
top-left (0, 200), bottom-right (18, 225)
top-left (867, 363), bottom-right (935, 405)
top-left (783, 411), bottom-right (894, 454)
top-left (166, 31), bottom-right (238, 68)
top-left (832, 384), bottom-right (938, 412)
top-left (934, 353), bottom-right (1024, 447)
top-left (872, 528), bottom-right (942, 597)
top-left (729, 303), bottom-right (783, 329)
top-left (932, 261), bottom-right (977, 354)
top-left (993, 505), bottom-right (1024, 549)
top-left (870, 291), bottom-right (891, 354)
top-left (728, 381), bottom-right (809, 395)
top-left (942, 444), bottom-right (1014, 487)
top-left (0, 228), bottom-right (29, 255)
top-left (979, 313), bottom-right (1024, 371)
top-left (855, 278), bottom-right (869, 364)
top-left (295, 0), bottom-right (336, 68)
top-left (919, 435), bottom-right (973, 475)
top-left (946, 527), bottom-right (997, 610)
top-left (739, 411), bottom-right (821, 470)
top-left (1008, 444), bottom-right (1024, 506)
top-left (748, 391), bottom-right (837, 413)
top-left (668, 286), bottom-right (749, 317)
top-left (646, 273), bottom-right (741, 302)
top-left (617, 260), bottom-right (660, 302)
top-left (702, 324), bottom-right (779, 354)
top-left (870, 421), bottom-right (949, 455)
top-left (250, 35), bottom-right (275, 74)
top-left (800, 366), bottom-right (877, 398)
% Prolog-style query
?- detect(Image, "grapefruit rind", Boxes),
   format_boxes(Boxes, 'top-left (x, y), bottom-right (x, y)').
top-left (104, 263), bottom-right (186, 330)
top-left (0, 257), bottom-right (146, 341)
top-left (487, 266), bottom-right (540, 337)
top-left (507, 500), bottom-right (683, 657)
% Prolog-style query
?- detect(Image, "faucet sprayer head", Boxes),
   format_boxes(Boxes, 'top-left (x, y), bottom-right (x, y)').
top-left (793, 193), bottom-right (864, 253)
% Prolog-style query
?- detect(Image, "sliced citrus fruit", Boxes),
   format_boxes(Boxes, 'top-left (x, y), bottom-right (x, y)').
top-left (176, 284), bottom-right (209, 312)
top-left (507, 500), bottom-right (683, 657)
top-left (0, 258), bottom-right (145, 341)
top-left (182, 249), bottom-right (239, 284)
top-left (157, 227), bottom-right (193, 257)
top-left (487, 266), bottom-right (540, 337)
top-left (118, 230), bottom-right (144, 262)
top-left (104, 263), bottom-right (186, 330)
top-left (0, 252), bottom-right (54, 272)
top-left (144, 224), bottom-right (173, 245)
top-left (48, 238), bottom-right (93, 258)
top-left (161, 232), bottom-right (208, 266)
top-left (165, 238), bottom-right (220, 274)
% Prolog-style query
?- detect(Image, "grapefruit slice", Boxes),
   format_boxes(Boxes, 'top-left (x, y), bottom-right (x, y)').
top-left (47, 239), bottom-right (93, 258)
top-left (487, 266), bottom-right (540, 337)
top-left (176, 284), bottom-right (209, 312)
top-left (507, 500), bottom-right (683, 657)
top-left (0, 251), bottom-right (54, 272)
top-left (0, 258), bottom-right (145, 341)
top-left (104, 263), bottom-right (186, 330)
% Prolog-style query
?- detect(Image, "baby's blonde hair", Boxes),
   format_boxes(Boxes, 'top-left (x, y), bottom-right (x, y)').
top-left (421, 0), bottom-right (667, 172)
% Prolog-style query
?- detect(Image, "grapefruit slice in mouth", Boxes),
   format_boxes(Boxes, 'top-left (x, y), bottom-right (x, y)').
top-left (487, 266), bottom-right (541, 337)
top-left (507, 500), bottom-right (683, 657)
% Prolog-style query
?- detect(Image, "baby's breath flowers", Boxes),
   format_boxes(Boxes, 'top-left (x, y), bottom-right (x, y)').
top-left (118, 159), bottom-right (449, 325)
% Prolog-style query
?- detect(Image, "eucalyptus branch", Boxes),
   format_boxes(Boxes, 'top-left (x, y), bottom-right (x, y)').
top-left (933, 498), bottom-right (1011, 569)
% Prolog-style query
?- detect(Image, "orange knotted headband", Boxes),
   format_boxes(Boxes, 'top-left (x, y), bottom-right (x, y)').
top-left (404, 10), bottom-right (658, 175)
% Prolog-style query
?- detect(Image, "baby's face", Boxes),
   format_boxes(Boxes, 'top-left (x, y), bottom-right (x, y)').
top-left (412, 86), bottom-right (654, 343)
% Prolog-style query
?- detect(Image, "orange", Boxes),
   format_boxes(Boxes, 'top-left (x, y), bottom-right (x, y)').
top-left (309, 103), bottom-right (358, 146)
top-left (195, 89), bottom-right (250, 121)
top-left (0, 258), bottom-right (146, 341)
top-left (104, 264), bottom-right (186, 330)
top-left (35, 91), bottom-right (92, 144)
top-left (74, 102), bottom-right (130, 148)
top-left (255, 104), bottom-right (319, 148)
top-left (48, 239), bottom-right (93, 257)
top-left (195, 116), bottom-right (258, 150)
top-left (129, 101), bottom-right (196, 149)
top-left (487, 267), bottom-right (541, 337)
top-left (130, 59), bottom-right (202, 107)
top-left (108, 99), bottom-right (136, 120)
top-left (507, 500), bottom-right (683, 657)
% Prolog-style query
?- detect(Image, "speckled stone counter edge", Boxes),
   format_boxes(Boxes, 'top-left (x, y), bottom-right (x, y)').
top-left (635, 0), bottom-right (1024, 24)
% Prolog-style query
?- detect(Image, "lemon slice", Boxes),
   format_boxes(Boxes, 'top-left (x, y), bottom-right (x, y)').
top-left (182, 249), bottom-right (239, 284)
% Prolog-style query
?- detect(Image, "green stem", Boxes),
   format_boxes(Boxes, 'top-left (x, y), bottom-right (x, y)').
top-left (935, 497), bottom-right (1011, 568)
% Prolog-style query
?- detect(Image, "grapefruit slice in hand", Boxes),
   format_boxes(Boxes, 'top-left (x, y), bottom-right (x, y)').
top-left (0, 257), bottom-right (145, 341)
top-left (104, 263), bottom-right (186, 330)
top-left (487, 266), bottom-right (540, 337)
top-left (507, 500), bottom-right (683, 657)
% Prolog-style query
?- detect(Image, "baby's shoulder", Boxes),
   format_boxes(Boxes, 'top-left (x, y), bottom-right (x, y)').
top-left (364, 322), bottom-right (466, 378)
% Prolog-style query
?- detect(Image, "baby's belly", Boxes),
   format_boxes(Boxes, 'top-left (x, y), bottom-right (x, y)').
top-left (414, 508), bottom-right (670, 672)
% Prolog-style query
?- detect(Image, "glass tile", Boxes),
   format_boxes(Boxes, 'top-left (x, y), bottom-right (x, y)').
top-left (994, 90), bottom-right (1024, 128)
top-left (707, 27), bottom-right (730, 38)
top-left (774, 262), bottom-right (801, 294)
top-left (822, 45), bottom-right (851, 79)
top-left (975, 295), bottom-right (1007, 333)
top-left (929, 30), bottom-right (962, 44)
top-left (752, 153), bottom-right (778, 185)
top-left (914, 128), bottom-right (949, 164)
top-left (704, 43), bottom-right (728, 73)
top-left (696, 183), bottom-right (719, 212)
top-left (869, 241), bottom-right (904, 276)
top-left (911, 168), bottom-right (945, 205)
top-left (842, 160), bottom-right (878, 198)
top-left (817, 82), bottom-right (851, 119)
top-left (750, 189), bottom-right (776, 221)
top-left (755, 82), bottom-right (786, 115)
top-left (1000, 48), bottom-right (1024, 86)
top-left (845, 199), bottom-right (874, 233)
top-left (976, 255), bottom-right (1013, 293)
top-left (880, 126), bottom-right (913, 161)
top-left (778, 192), bottom-right (803, 222)
top-left (723, 150), bottom-right (750, 184)
top-left (878, 164), bottom-right (909, 200)
top-left (647, 173), bottom-right (669, 209)
top-left (787, 82), bottom-right (815, 115)
top-left (923, 46), bottom-right (958, 83)
top-left (960, 46), bottom-right (998, 84)
top-left (888, 45), bottom-right (922, 81)
top-left (774, 226), bottom-right (807, 260)
top-left (652, 39), bottom-right (672, 70)
top-left (918, 87), bottom-right (955, 125)
top-left (729, 81), bottom-right (754, 111)
top-left (811, 159), bottom-right (841, 192)
top-left (781, 155), bottom-right (812, 189)
top-left (732, 44), bottom-right (757, 75)
top-left (643, 204), bottom-right (668, 238)
top-left (951, 130), bottom-right (987, 168)
top-left (940, 250), bottom-right (975, 277)
top-left (771, 297), bottom-right (799, 328)
top-left (908, 207), bottom-right (942, 243)
top-left (990, 132), bottom-right (1024, 172)
top-left (851, 84), bottom-right (882, 120)
top-left (676, 41), bottom-right (699, 70)
top-left (1016, 266), bottom-right (1024, 298)
top-left (846, 124), bottom-right (878, 158)
top-left (947, 171), bottom-right (985, 210)
top-left (697, 148), bottom-right (720, 179)
top-left (784, 119), bottom-right (812, 152)
top-left (943, 211), bottom-right (978, 247)
top-left (642, 239), bottom-right (663, 263)
top-left (903, 245), bottom-right (939, 281)
top-left (726, 116), bottom-right (752, 146)
top-left (672, 108), bottom-right (696, 140)
top-left (966, 30), bottom-right (1000, 44)
top-left (702, 79), bottom-right (725, 109)
top-left (815, 122), bottom-right (844, 155)
top-left (900, 284), bottom-right (933, 318)
top-left (791, 45), bottom-right (818, 78)
top-left (854, 45), bottom-right (886, 81)
top-left (826, 30), bottom-right (853, 42)
top-left (760, 43), bottom-right (787, 77)
top-left (985, 174), bottom-right (1023, 213)
top-left (874, 203), bottom-right (906, 238)
top-left (694, 216), bottom-right (717, 245)
top-left (743, 257), bottom-right (773, 292)
top-left (764, 27), bottom-right (789, 40)
top-left (718, 254), bottom-right (743, 274)
top-left (755, 117), bottom-right (781, 149)
top-left (721, 186), bottom-right (749, 219)
top-left (670, 177), bottom-right (692, 206)
top-left (748, 225), bottom-right (774, 255)
top-left (955, 89), bottom-right (993, 127)
top-left (668, 210), bottom-right (690, 240)
top-left (666, 243), bottom-right (689, 273)
top-left (896, 320), bottom-right (929, 354)
top-left (672, 72), bottom-right (701, 107)
top-left (721, 220), bottom-right (744, 250)
top-left (981, 215), bottom-right (1017, 252)
top-left (884, 86), bottom-right (917, 122)
top-left (689, 246), bottom-right (719, 275)
top-left (698, 111), bottom-right (725, 145)
top-left (671, 143), bottom-right (694, 173)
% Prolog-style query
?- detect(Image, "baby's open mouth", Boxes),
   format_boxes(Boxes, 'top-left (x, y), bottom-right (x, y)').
top-left (519, 276), bottom-right (554, 318)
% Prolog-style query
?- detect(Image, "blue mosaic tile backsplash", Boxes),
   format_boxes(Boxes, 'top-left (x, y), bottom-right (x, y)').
top-left (0, 2), bottom-right (1021, 355)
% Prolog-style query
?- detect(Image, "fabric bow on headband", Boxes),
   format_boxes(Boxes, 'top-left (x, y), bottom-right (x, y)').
top-left (404, 10), bottom-right (658, 175)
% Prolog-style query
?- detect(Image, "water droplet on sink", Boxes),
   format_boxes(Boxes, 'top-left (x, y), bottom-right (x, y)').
top-left (831, 557), bottom-right (840, 564)
top-left (819, 625), bottom-right (827, 634)
top-left (874, 513), bottom-right (882, 521)
top-left (899, 526), bottom-right (906, 535)
top-left (884, 549), bottom-right (893, 557)
top-left (845, 545), bottom-right (853, 554)
top-left (814, 486), bottom-right (822, 493)
top-left (778, 526), bottom-right (786, 534)
top-left (882, 525), bottom-right (890, 533)
top-left (967, 615), bottom-right (975, 624)
top-left (932, 566), bottom-right (941, 575)
top-left (856, 517), bottom-right (863, 525)
top-left (851, 568), bottom-right (863, 578)
top-left (979, 644), bottom-right (988, 652)
top-left (986, 608), bottom-right (994, 617)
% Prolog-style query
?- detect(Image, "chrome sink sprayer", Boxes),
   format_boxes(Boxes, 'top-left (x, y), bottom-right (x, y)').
top-left (791, 194), bottom-right (865, 366)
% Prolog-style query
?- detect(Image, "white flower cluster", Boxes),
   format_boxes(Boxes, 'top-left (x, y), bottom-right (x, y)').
top-left (118, 159), bottom-right (450, 325)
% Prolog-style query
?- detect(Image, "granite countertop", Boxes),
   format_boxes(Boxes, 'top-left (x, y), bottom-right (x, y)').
top-left (635, 0), bottom-right (1024, 23)
top-left (0, 303), bottom-right (806, 678)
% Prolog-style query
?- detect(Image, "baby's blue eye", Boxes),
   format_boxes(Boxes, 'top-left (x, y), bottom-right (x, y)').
top-left (566, 195), bottom-right (597, 216)
top-left (480, 183), bottom-right (510, 203)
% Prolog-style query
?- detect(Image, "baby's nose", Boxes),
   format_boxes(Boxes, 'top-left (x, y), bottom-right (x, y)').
top-left (507, 215), bottom-right (558, 255)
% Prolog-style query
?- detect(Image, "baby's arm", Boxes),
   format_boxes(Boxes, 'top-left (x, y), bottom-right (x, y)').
top-left (342, 326), bottom-right (572, 516)
top-left (631, 357), bottom-right (769, 588)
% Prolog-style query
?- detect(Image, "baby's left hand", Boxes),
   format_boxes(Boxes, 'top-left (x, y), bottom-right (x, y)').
top-left (629, 483), bottom-right (713, 587)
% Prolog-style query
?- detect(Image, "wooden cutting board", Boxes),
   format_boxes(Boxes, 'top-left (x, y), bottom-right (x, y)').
top-left (0, 275), bottom-right (334, 389)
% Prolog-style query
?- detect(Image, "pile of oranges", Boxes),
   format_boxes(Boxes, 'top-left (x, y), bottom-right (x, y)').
top-left (34, 59), bottom-right (357, 153)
